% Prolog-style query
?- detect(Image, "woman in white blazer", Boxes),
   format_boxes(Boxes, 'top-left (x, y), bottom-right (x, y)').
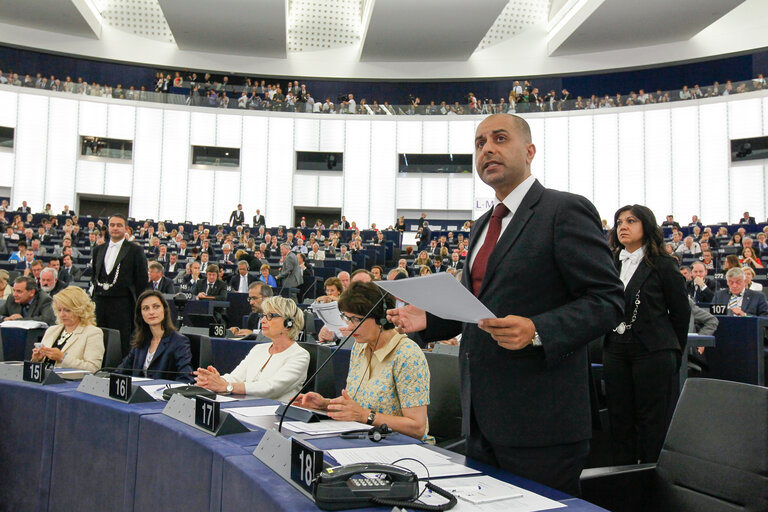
top-left (31, 286), bottom-right (104, 372)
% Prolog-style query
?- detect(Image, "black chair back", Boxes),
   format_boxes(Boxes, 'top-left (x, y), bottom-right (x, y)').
top-left (100, 328), bottom-right (122, 369)
top-left (423, 351), bottom-right (462, 444)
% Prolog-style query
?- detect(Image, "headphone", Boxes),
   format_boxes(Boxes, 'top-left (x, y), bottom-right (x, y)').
top-left (376, 286), bottom-right (389, 327)
top-left (340, 423), bottom-right (394, 442)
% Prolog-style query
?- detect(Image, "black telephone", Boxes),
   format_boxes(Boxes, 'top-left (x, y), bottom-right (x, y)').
top-left (313, 462), bottom-right (456, 511)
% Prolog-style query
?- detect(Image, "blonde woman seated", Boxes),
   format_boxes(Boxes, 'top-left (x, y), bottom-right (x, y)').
top-left (0, 269), bottom-right (11, 300)
top-left (194, 296), bottom-right (309, 400)
top-left (296, 282), bottom-right (430, 440)
top-left (30, 286), bottom-right (104, 372)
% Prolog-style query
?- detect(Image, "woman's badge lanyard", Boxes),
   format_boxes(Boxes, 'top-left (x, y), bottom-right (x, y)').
top-left (614, 291), bottom-right (640, 335)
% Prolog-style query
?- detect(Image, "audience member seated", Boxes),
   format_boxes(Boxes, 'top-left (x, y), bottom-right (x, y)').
top-left (228, 282), bottom-right (273, 337)
top-left (700, 249), bottom-right (716, 269)
top-left (739, 211), bottom-right (756, 224)
top-left (0, 276), bottom-right (56, 324)
top-left (230, 260), bottom-right (256, 293)
top-left (116, 290), bottom-right (194, 382)
top-left (30, 286), bottom-right (104, 371)
top-left (192, 264), bottom-right (227, 300)
top-left (757, 233), bottom-right (768, 255)
top-left (722, 254), bottom-right (741, 272)
top-left (258, 264), bottom-right (277, 287)
top-left (296, 282), bottom-right (430, 440)
top-left (728, 233), bottom-right (743, 249)
top-left (176, 260), bottom-right (201, 287)
top-left (740, 247), bottom-right (763, 269)
top-left (148, 261), bottom-right (175, 293)
top-left (688, 261), bottom-right (715, 303)
top-left (743, 266), bottom-right (763, 292)
top-left (195, 296), bottom-right (309, 400)
top-left (39, 267), bottom-right (66, 297)
top-left (0, 269), bottom-right (11, 300)
top-left (675, 236), bottom-right (701, 256)
top-left (712, 267), bottom-right (768, 317)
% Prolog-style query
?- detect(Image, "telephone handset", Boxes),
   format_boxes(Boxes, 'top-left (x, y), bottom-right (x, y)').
top-left (313, 462), bottom-right (456, 511)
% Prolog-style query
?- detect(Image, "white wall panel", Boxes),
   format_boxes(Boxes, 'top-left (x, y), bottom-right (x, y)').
top-left (186, 170), bottom-right (215, 224)
top-left (618, 111), bottom-right (644, 208)
top-left (0, 153), bottom-right (14, 186)
top-left (396, 177), bottom-right (421, 209)
top-left (568, 116), bottom-right (593, 202)
top-left (104, 162), bottom-right (133, 197)
top-left (447, 176), bottom-right (474, 211)
top-left (369, 122), bottom-right (397, 229)
top-left (730, 164), bottom-right (765, 222)
top-left (0, 90), bottom-right (18, 127)
top-left (78, 101), bottom-right (107, 137)
top-left (422, 121), bottom-right (448, 154)
top-left (397, 121), bottom-right (422, 154)
top-left (240, 116), bottom-right (269, 220)
top-left (14, 95), bottom-right (48, 208)
top-left (159, 110), bottom-right (191, 222)
top-left (131, 108), bottom-right (163, 219)
top-left (76, 160), bottom-right (105, 196)
top-left (421, 176), bottom-right (448, 210)
top-left (764, 98), bottom-right (768, 134)
top-left (728, 98), bottom-right (762, 139)
top-left (669, 107), bottom-right (699, 222)
top-left (527, 117), bottom-right (545, 180)
top-left (190, 112), bottom-right (216, 146)
top-left (643, 109), bottom-right (673, 221)
top-left (212, 170), bottom-right (241, 224)
top-left (294, 175), bottom-right (318, 207)
top-left (294, 118), bottom-right (320, 150)
top-left (343, 120), bottom-right (371, 227)
top-left (319, 119), bottom-right (344, 152)
top-left (107, 104), bottom-right (136, 141)
top-left (318, 176), bottom-right (345, 209)
top-left (448, 120), bottom-right (475, 154)
top-left (543, 117), bottom-right (568, 192)
top-left (592, 113), bottom-right (619, 221)
top-left (698, 103), bottom-right (729, 223)
top-left (266, 117), bottom-right (294, 226)
top-left (216, 114), bottom-right (242, 148)
top-left (45, 98), bottom-right (79, 211)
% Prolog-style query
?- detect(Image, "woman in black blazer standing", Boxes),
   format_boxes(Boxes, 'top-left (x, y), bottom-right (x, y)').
top-left (604, 205), bottom-right (690, 464)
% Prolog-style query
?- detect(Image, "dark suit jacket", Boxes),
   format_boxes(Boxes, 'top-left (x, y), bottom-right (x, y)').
top-left (229, 210), bottom-right (244, 225)
top-left (606, 256), bottom-right (691, 353)
top-left (117, 331), bottom-right (193, 382)
top-left (90, 240), bottom-right (148, 301)
top-left (0, 291), bottom-right (56, 324)
top-left (686, 279), bottom-right (715, 303)
top-left (149, 277), bottom-right (175, 294)
top-left (422, 180), bottom-right (624, 447)
top-left (739, 217), bottom-right (756, 224)
top-left (229, 273), bottom-right (256, 291)
top-left (253, 215), bottom-right (266, 226)
top-left (712, 289), bottom-right (768, 316)
top-left (60, 265), bottom-right (82, 282)
top-left (192, 279), bottom-right (227, 301)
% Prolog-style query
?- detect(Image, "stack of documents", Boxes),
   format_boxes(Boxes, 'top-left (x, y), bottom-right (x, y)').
top-left (283, 420), bottom-right (370, 435)
top-left (416, 475), bottom-right (565, 511)
top-left (327, 445), bottom-right (481, 479)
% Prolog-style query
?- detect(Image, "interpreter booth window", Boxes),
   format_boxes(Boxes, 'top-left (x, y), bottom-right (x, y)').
top-left (296, 151), bottom-right (344, 173)
top-left (398, 154), bottom-right (472, 174)
top-left (0, 126), bottom-right (14, 150)
top-left (80, 136), bottom-right (133, 161)
top-left (191, 146), bottom-right (240, 168)
top-left (731, 136), bottom-right (768, 163)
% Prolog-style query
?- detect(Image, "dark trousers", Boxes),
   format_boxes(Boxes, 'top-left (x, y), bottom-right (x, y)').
top-left (466, 409), bottom-right (589, 497)
top-left (95, 295), bottom-right (135, 357)
top-left (603, 343), bottom-right (680, 464)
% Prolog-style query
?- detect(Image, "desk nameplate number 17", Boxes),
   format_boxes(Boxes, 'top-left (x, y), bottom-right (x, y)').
top-left (291, 438), bottom-right (323, 495)
top-left (109, 373), bottom-right (132, 401)
top-left (195, 396), bottom-right (220, 432)
top-left (23, 361), bottom-right (45, 383)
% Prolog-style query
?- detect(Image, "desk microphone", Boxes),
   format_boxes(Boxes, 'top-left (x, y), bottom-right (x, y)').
top-left (277, 291), bottom-right (388, 433)
top-left (93, 367), bottom-right (194, 379)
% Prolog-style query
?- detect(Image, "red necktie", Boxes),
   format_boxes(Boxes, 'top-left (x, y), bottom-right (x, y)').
top-left (471, 203), bottom-right (510, 296)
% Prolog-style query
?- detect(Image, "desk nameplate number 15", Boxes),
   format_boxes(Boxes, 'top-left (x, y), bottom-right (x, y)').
top-left (195, 396), bottom-right (220, 432)
top-left (23, 361), bottom-right (45, 383)
top-left (109, 373), bottom-right (132, 401)
top-left (291, 438), bottom-right (323, 494)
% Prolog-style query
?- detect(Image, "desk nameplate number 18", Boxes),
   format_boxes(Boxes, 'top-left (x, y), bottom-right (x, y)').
top-left (109, 373), bottom-right (132, 401)
top-left (195, 396), bottom-right (220, 432)
top-left (23, 361), bottom-right (45, 383)
top-left (291, 438), bottom-right (323, 495)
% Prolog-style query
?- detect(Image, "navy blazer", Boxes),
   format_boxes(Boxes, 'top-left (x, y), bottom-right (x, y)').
top-left (117, 331), bottom-right (194, 382)
top-left (712, 289), bottom-right (768, 317)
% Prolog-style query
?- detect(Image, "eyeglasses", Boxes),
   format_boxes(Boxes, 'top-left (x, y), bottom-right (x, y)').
top-left (340, 313), bottom-right (366, 325)
top-left (260, 313), bottom-right (282, 321)
top-left (248, 296), bottom-right (262, 302)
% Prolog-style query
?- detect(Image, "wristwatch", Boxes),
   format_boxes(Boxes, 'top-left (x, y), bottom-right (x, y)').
top-left (225, 382), bottom-right (234, 395)
top-left (366, 409), bottom-right (377, 425)
top-left (531, 331), bottom-right (542, 347)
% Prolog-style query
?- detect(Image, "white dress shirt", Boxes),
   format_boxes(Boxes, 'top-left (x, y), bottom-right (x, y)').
top-left (469, 174), bottom-right (536, 272)
top-left (222, 342), bottom-right (310, 400)
top-left (105, 238), bottom-right (125, 274)
top-left (619, 246), bottom-right (645, 288)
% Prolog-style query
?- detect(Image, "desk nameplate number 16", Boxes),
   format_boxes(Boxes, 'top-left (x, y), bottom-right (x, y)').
top-left (291, 438), bottom-right (323, 495)
top-left (23, 361), bottom-right (45, 383)
top-left (195, 395), bottom-right (220, 432)
top-left (109, 373), bottom-right (132, 401)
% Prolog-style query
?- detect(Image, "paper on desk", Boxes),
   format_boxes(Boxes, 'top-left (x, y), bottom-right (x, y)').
top-left (327, 445), bottom-right (479, 479)
top-left (311, 301), bottom-right (346, 337)
top-left (139, 383), bottom-right (186, 400)
top-left (376, 273), bottom-right (495, 324)
top-left (283, 420), bottom-right (370, 435)
top-left (1, 320), bottom-right (49, 329)
top-left (415, 475), bottom-right (565, 511)
top-left (228, 406), bottom-right (280, 419)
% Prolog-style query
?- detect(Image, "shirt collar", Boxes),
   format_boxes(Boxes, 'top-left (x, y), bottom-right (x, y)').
top-left (497, 175), bottom-right (536, 217)
top-left (109, 238), bottom-right (124, 248)
top-left (620, 246), bottom-right (645, 263)
top-left (370, 332), bottom-right (406, 363)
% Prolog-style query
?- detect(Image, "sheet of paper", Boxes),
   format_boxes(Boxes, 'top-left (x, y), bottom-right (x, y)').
top-left (327, 445), bottom-right (479, 479)
top-left (214, 395), bottom-right (239, 402)
top-left (282, 420), bottom-right (370, 435)
top-left (1, 320), bottom-right (49, 330)
top-left (139, 383), bottom-right (186, 400)
top-left (414, 476), bottom-right (566, 511)
top-left (130, 377), bottom-right (152, 382)
top-left (376, 273), bottom-right (496, 324)
top-left (310, 301), bottom-right (346, 337)
top-left (228, 405), bottom-right (280, 418)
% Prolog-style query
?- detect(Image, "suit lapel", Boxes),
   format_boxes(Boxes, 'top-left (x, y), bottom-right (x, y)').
top-left (742, 292), bottom-right (752, 314)
top-left (623, 260), bottom-right (652, 310)
top-left (113, 241), bottom-right (131, 269)
top-left (60, 325), bottom-right (85, 354)
top-left (94, 244), bottom-right (106, 277)
top-left (148, 336), bottom-right (170, 370)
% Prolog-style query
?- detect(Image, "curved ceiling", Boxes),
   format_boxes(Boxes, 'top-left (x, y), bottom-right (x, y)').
top-left (0, 0), bottom-right (765, 80)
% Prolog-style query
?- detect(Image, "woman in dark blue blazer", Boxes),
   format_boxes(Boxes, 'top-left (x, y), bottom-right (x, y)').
top-left (117, 290), bottom-right (194, 383)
